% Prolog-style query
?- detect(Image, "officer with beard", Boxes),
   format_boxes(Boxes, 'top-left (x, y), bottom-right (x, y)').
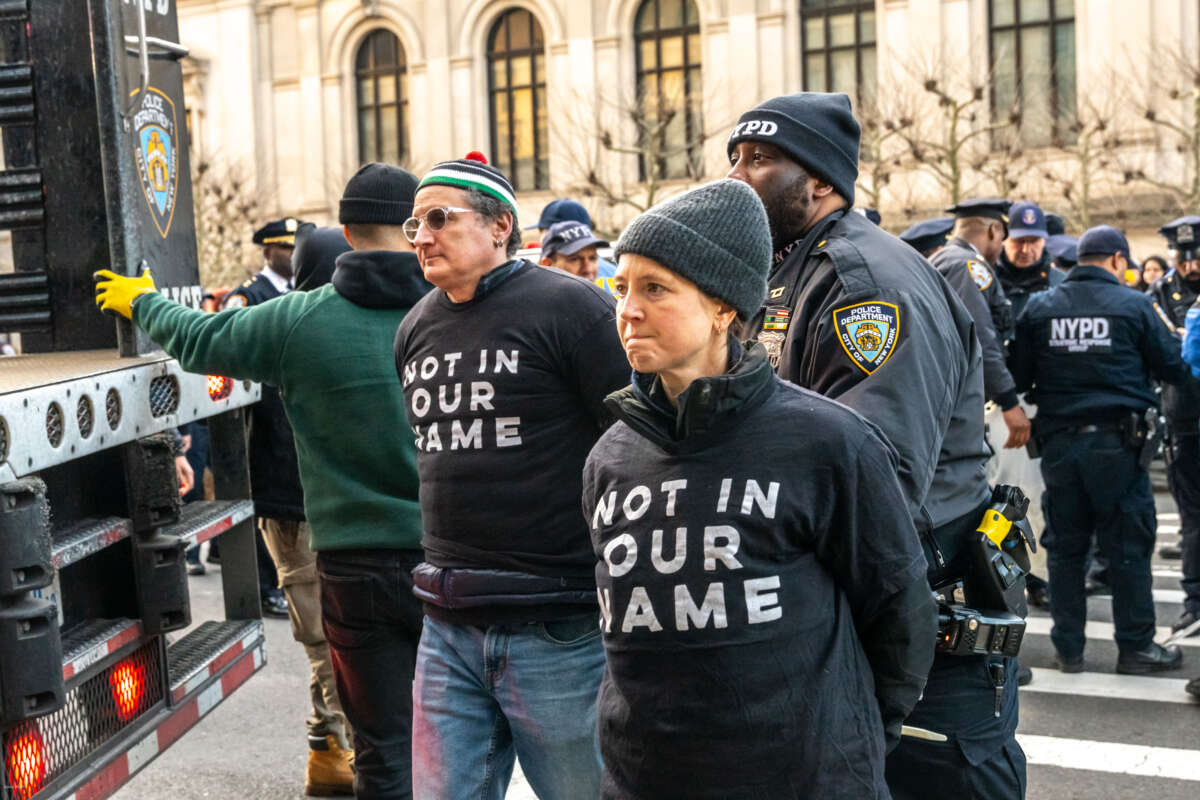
top-left (727, 92), bottom-right (1024, 799)
top-left (1151, 216), bottom-right (1200, 636)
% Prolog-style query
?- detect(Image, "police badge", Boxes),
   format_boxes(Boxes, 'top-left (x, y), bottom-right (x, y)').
top-left (833, 301), bottom-right (900, 374)
top-left (132, 87), bottom-right (179, 238)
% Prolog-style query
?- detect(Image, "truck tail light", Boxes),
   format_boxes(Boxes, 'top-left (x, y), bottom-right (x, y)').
top-left (109, 660), bottom-right (147, 722)
top-left (206, 375), bottom-right (232, 401)
top-left (5, 725), bottom-right (46, 800)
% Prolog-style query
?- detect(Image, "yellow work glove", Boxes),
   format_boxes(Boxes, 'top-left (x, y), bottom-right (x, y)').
top-left (94, 269), bottom-right (156, 320)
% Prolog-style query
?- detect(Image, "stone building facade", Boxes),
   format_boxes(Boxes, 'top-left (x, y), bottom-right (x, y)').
top-left (177, 0), bottom-right (1200, 236)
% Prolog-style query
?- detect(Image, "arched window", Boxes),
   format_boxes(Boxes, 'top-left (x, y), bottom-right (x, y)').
top-left (635, 0), bottom-right (702, 180)
top-left (488, 10), bottom-right (548, 191)
top-left (355, 30), bottom-right (408, 164)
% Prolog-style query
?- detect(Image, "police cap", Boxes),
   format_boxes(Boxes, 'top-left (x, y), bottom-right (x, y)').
top-left (1007, 202), bottom-right (1048, 239)
top-left (1159, 216), bottom-right (1200, 261)
top-left (945, 197), bottom-right (1010, 224)
top-left (526, 199), bottom-right (593, 231)
top-left (252, 217), bottom-right (302, 247)
top-left (1045, 233), bottom-right (1078, 267)
top-left (1077, 225), bottom-right (1129, 260)
top-left (899, 217), bottom-right (954, 256)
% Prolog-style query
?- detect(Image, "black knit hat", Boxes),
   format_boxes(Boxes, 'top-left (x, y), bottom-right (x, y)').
top-left (615, 179), bottom-right (770, 319)
top-left (292, 224), bottom-right (352, 292)
top-left (339, 163), bottom-right (419, 225)
top-left (727, 92), bottom-right (861, 204)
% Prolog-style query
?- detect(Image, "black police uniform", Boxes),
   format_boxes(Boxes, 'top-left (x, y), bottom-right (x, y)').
top-left (1012, 265), bottom-right (1188, 663)
top-left (746, 210), bottom-right (1023, 799)
top-left (994, 249), bottom-right (1067, 321)
top-left (931, 238), bottom-right (1019, 410)
top-left (1151, 216), bottom-right (1200, 627)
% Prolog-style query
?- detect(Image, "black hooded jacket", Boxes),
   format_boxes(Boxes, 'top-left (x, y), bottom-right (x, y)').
top-left (584, 341), bottom-right (935, 799)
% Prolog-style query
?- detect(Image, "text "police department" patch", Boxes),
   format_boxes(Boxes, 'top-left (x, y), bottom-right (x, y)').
top-left (967, 260), bottom-right (993, 291)
top-left (833, 301), bottom-right (900, 374)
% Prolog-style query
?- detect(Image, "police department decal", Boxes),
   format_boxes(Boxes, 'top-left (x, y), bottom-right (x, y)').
top-left (132, 87), bottom-right (178, 238)
top-left (833, 301), bottom-right (900, 374)
top-left (967, 260), bottom-right (993, 290)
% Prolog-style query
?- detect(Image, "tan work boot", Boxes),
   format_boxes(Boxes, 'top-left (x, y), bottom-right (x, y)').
top-left (306, 734), bottom-right (354, 797)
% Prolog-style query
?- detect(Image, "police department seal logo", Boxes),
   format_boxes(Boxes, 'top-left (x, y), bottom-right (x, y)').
top-left (132, 87), bottom-right (179, 238)
top-left (967, 260), bottom-right (993, 290)
top-left (1022, 208), bottom-right (1037, 226)
top-left (833, 301), bottom-right (900, 375)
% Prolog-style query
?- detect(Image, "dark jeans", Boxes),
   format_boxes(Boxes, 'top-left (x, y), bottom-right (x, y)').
top-left (317, 548), bottom-right (424, 799)
top-left (1166, 431), bottom-right (1200, 614)
top-left (182, 422), bottom-right (209, 565)
top-left (1040, 430), bottom-right (1157, 657)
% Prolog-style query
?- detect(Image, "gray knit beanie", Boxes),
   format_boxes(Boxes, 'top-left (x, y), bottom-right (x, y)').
top-left (614, 179), bottom-right (770, 319)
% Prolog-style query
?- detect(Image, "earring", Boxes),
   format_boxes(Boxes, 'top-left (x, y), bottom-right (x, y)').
top-left (494, 239), bottom-right (503, 248)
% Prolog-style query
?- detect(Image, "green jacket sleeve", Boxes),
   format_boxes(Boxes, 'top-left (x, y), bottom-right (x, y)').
top-left (131, 291), bottom-right (304, 386)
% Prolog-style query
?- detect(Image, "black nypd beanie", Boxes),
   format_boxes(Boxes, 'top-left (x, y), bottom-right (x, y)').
top-left (727, 92), bottom-right (861, 205)
top-left (339, 162), bottom-right (418, 226)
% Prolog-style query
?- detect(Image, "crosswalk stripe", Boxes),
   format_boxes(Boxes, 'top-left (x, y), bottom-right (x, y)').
top-left (1154, 569), bottom-right (1185, 579)
top-left (1017, 734), bottom-right (1200, 781)
top-left (1157, 513), bottom-right (1180, 521)
top-left (1079, 589), bottom-right (1185, 604)
top-left (1020, 668), bottom-right (1196, 704)
top-left (1024, 616), bottom-right (1200, 647)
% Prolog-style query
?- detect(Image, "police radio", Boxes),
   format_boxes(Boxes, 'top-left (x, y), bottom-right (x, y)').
top-left (935, 485), bottom-right (1034, 657)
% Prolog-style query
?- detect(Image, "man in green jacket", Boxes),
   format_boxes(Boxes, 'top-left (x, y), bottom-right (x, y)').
top-left (95, 163), bottom-right (431, 799)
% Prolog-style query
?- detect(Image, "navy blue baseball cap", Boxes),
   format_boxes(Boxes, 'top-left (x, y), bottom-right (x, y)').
top-left (1160, 216), bottom-right (1200, 261)
top-left (540, 221), bottom-right (608, 257)
top-left (1007, 202), bottom-right (1048, 239)
top-left (900, 217), bottom-right (954, 255)
top-left (526, 198), bottom-right (593, 230)
top-left (1077, 225), bottom-right (1130, 260)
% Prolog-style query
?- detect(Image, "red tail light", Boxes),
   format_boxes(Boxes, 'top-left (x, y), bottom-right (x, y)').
top-left (110, 660), bottom-right (147, 722)
top-left (206, 375), bottom-right (233, 401)
top-left (5, 726), bottom-right (46, 800)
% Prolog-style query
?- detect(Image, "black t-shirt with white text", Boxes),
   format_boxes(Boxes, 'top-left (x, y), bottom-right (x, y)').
top-left (396, 261), bottom-right (630, 588)
top-left (584, 360), bottom-right (927, 799)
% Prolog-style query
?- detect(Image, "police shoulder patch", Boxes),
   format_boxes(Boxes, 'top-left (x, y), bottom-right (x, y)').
top-left (967, 260), bottom-right (993, 290)
top-left (833, 301), bottom-right (900, 375)
top-left (223, 293), bottom-right (248, 309)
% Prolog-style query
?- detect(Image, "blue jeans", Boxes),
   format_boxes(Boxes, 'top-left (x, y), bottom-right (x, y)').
top-left (412, 613), bottom-right (604, 800)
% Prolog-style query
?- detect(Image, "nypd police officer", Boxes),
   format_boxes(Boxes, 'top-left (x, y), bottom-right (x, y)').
top-left (726, 92), bottom-right (1024, 799)
top-left (995, 202), bottom-right (1065, 320)
top-left (1151, 216), bottom-right (1200, 636)
top-left (899, 217), bottom-right (954, 259)
top-left (1011, 225), bottom-right (1187, 675)
top-left (932, 199), bottom-right (1029, 449)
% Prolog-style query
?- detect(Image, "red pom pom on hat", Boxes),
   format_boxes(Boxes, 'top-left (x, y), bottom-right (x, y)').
top-left (464, 151), bottom-right (488, 164)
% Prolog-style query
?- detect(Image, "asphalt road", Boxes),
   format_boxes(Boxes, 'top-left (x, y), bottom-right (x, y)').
top-left (116, 477), bottom-right (1199, 799)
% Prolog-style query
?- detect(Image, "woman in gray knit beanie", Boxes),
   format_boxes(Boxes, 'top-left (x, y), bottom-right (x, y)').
top-left (583, 177), bottom-right (935, 798)
top-left (610, 177), bottom-right (770, 401)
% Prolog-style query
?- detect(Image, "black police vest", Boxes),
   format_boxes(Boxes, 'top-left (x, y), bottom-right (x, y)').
top-left (1151, 271), bottom-right (1200, 426)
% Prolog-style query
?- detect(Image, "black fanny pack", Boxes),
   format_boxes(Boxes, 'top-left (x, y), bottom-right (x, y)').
top-left (411, 563), bottom-right (596, 610)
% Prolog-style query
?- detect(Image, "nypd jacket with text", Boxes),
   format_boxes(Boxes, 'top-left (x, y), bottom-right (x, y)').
top-left (748, 209), bottom-right (991, 530)
top-left (1010, 265), bottom-right (1187, 432)
top-left (583, 342), bottom-right (935, 800)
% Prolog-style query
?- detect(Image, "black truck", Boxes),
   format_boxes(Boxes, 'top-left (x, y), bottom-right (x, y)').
top-left (1, 2), bottom-right (266, 798)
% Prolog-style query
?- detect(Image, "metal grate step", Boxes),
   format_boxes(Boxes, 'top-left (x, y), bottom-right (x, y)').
top-left (167, 619), bottom-right (262, 702)
top-left (60, 618), bottom-right (142, 682)
top-left (161, 498), bottom-right (254, 547)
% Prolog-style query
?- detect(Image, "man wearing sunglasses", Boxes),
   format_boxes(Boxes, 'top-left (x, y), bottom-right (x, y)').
top-left (394, 152), bottom-right (629, 799)
top-left (96, 162), bottom-right (433, 798)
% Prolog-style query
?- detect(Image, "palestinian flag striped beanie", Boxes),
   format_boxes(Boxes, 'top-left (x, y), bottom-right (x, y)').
top-left (418, 152), bottom-right (518, 216)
